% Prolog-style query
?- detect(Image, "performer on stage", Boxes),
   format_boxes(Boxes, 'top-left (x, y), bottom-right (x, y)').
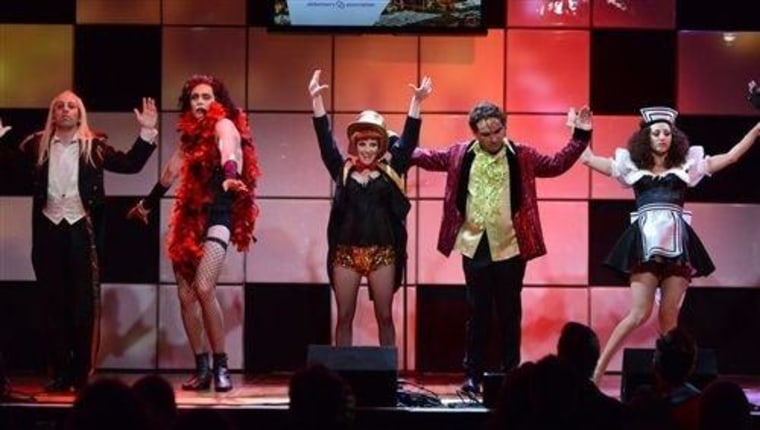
top-left (309, 69), bottom-right (432, 346)
top-left (412, 102), bottom-right (592, 395)
top-left (582, 105), bottom-right (760, 383)
top-left (128, 75), bottom-right (260, 392)
top-left (21, 91), bottom-right (158, 392)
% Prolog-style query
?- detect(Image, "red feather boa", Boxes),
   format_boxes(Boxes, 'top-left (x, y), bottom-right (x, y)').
top-left (167, 102), bottom-right (260, 281)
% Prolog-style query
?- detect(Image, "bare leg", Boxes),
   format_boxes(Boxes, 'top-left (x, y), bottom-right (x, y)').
top-left (367, 264), bottom-right (396, 346)
top-left (658, 275), bottom-right (689, 332)
top-left (195, 225), bottom-right (230, 353)
top-left (332, 266), bottom-right (362, 346)
top-left (593, 272), bottom-right (658, 384)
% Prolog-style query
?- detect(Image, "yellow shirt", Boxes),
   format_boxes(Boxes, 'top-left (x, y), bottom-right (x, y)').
top-left (454, 141), bottom-right (520, 261)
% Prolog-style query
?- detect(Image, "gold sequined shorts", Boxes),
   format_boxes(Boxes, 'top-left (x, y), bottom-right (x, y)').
top-left (333, 245), bottom-right (395, 276)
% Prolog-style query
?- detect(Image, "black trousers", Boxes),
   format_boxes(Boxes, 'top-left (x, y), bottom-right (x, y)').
top-left (461, 235), bottom-right (526, 380)
top-left (32, 216), bottom-right (96, 385)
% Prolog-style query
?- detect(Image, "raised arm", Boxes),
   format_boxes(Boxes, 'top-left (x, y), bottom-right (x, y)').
top-left (705, 120), bottom-right (760, 174)
top-left (407, 76), bottom-right (432, 119)
top-left (309, 69), bottom-right (329, 118)
top-left (309, 69), bottom-right (344, 179)
top-left (532, 106), bottom-right (593, 177)
top-left (103, 97), bottom-right (159, 173)
top-left (580, 146), bottom-right (613, 176)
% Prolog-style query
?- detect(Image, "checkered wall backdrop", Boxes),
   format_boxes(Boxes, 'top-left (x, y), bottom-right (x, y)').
top-left (1, 0), bottom-right (760, 375)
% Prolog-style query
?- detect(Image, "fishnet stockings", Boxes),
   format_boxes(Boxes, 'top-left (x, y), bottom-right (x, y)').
top-left (176, 225), bottom-right (230, 354)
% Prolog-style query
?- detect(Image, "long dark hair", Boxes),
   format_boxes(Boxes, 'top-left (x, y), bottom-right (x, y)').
top-left (627, 121), bottom-right (690, 170)
top-left (178, 75), bottom-right (239, 120)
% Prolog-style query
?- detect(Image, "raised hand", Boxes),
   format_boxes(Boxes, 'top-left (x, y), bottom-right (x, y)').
top-left (409, 76), bottom-right (433, 101)
top-left (0, 118), bottom-right (11, 139)
top-left (134, 97), bottom-right (158, 129)
top-left (575, 105), bottom-right (593, 130)
top-left (309, 69), bottom-right (329, 98)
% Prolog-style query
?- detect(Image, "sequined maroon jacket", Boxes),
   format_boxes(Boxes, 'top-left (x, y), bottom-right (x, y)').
top-left (411, 128), bottom-right (590, 261)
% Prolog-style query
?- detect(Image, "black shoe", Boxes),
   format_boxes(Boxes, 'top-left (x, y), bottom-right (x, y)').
top-left (181, 353), bottom-right (212, 391)
top-left (460, 377), bottom-right (482, 396)
top-left (44, 377), bottom-right (74, 393)
top-left (212, 353), bottom-right (232, 392)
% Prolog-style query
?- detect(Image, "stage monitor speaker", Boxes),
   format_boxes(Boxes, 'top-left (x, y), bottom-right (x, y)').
top-left (621, 347), bottom-right (718, 402)
top-left (307, 345), bottom-right (398, 407)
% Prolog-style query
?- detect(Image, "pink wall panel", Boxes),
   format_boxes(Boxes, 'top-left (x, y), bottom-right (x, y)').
top-left (249, 29), bottom-right (333, 111)
top-left (592, 0), bottom-right (675, 29)
top-left (678, 31), bottom-right (760, 116)
top-left (413, 113), bottom-right (473, 199)
top-left (689, 203), bottom-right (760, 288)
top-left (251, 112), bottom-right (334, 198)
top-left (161, 27), bottom-right (247, 111)
top-left (589, 115), bottom-right (639, 200)
top-left (506, 29), bottom-right (589, 113)
top-left (333, 35), bottom-right (419, 113)
top-left (508, 0), bottom-right (590, 28)
top-left (0, 197), bottom-right (34, 281)
top-left (507, 113), bottom-right (590, 199)
top-left (417, 200), bottom-right (466, 285)
top-left (419, 30), bottom-right (505, 112)
top-left (97, 284), bottom-right (158, 369)
top-left (245, 199), bottom-right (331, 284)
top-left (92, 112), bottom-right (160, 196)
top-left (158, 284), bottom-right (245, 369)
top-left (521, 287), bottom-right (589, 363)
top-left (525, 201), bottom-right (589, 285)
top-left (590, 287), bottom-right (661, 372)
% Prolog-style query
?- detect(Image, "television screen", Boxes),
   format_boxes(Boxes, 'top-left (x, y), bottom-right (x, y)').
top-left (270, 0), bottom-right (486, 33)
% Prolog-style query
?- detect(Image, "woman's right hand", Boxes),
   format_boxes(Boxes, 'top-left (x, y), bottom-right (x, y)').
top-left (309, 69), bottom-right (329, 98)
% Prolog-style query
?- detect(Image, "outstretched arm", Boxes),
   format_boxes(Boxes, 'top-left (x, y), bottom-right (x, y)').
top-left (309, 69), bottom-right (344, 178)
top-left (532, 106), bottom-right (593, 177)
top-left (580, 146), bottom-right (613, 176)
top-left (705, 120), bottom-right (760, 174)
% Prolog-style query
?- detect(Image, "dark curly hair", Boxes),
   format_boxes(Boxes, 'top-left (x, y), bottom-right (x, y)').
top-left (627, 120), bottom-right (690, 170)
top-left (468, 101), bottom-right (506, 133)
top-left (178, 75), bottom-right (239, 120)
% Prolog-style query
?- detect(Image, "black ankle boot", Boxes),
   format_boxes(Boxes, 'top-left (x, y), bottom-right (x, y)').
top-left (212, 353), bottom-right (232, 392)
top-left (181, 353), bottom-right (212, 391)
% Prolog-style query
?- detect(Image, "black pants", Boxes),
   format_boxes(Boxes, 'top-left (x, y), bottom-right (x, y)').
top-left (32, 216), bottom-right (96, 385)
top-left (461, 235), bottom-right (526, 381)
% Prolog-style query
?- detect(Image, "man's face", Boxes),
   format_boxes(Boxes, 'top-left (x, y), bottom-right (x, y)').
top-left (474, 117), bottom-right (506, 154)
top-left (190, 83), bottom-right (215, 119)
top-left (649, 122), bottom-right (673, 157)
top-left (52, 92), bottom-right (80, 130)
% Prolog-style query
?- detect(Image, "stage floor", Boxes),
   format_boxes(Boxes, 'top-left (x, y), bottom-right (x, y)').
top-left (4, 372), bottom-right (760, 408)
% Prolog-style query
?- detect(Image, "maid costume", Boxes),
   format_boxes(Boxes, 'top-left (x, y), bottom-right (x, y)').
top-left (604, 107), bottom-right (716, 278)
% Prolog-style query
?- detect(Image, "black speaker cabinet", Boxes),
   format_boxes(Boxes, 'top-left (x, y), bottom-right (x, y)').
top-left (307, 345), bottom-right (398, 407)
top-left (620, 348), bottom-right (718, 402)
